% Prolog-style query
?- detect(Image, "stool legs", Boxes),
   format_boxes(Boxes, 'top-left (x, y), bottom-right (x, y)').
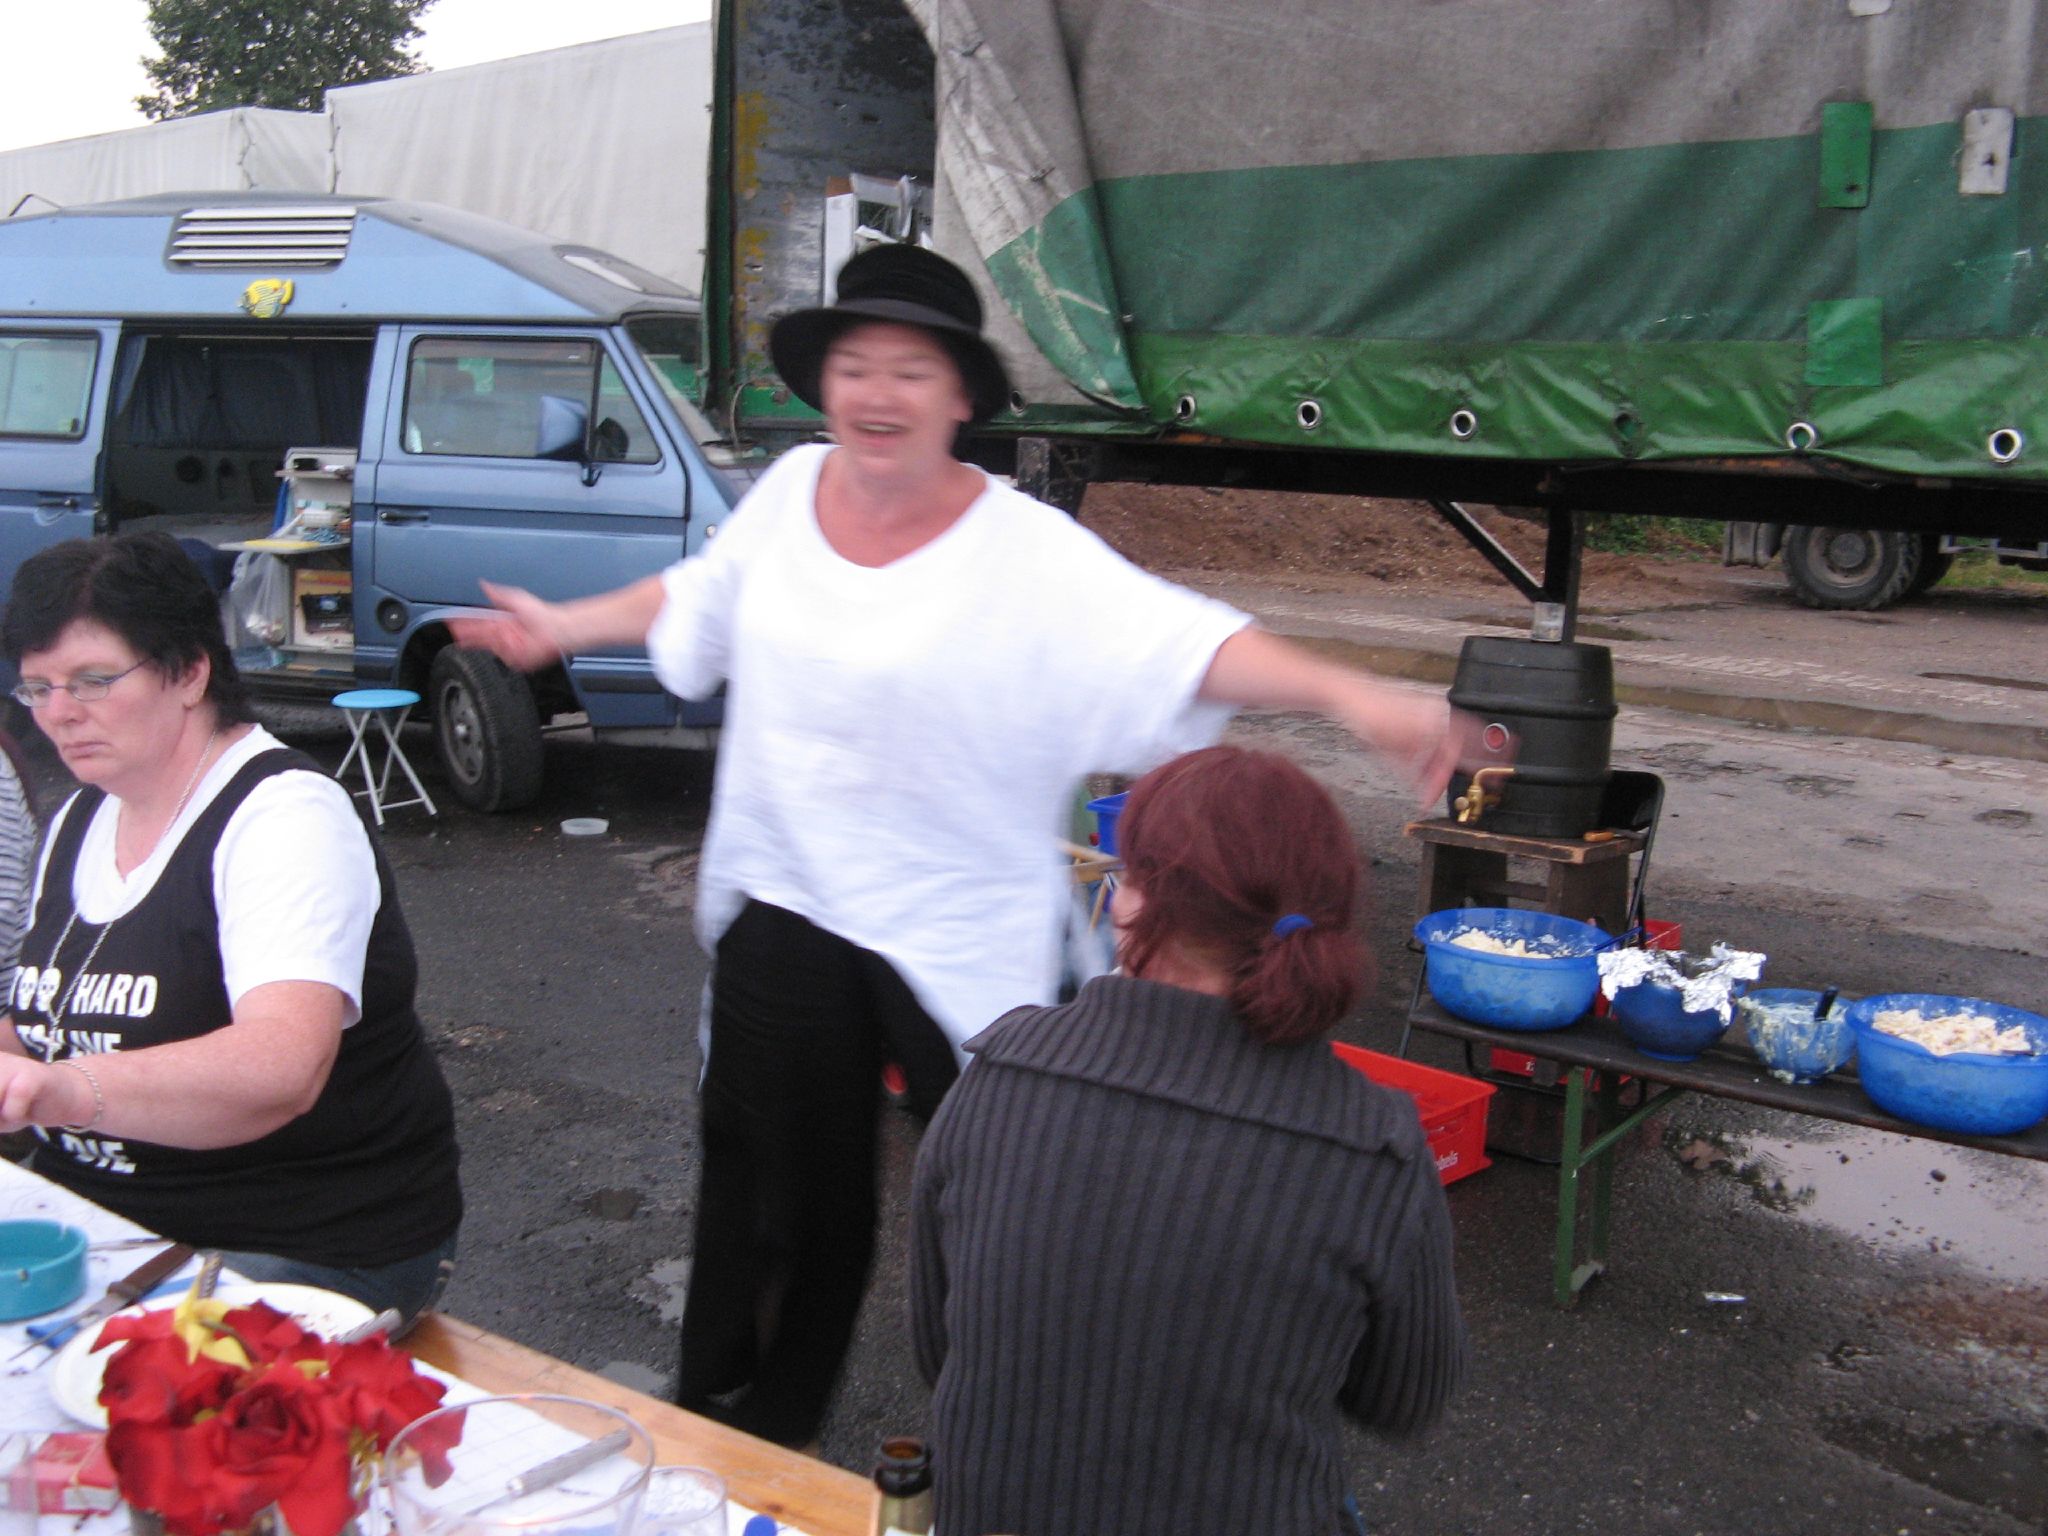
top-left (373, 708), bottom-right (437, 820)
top-left (336, 704), bottom-right (435, 824)
top-left (337, 712), bottom-right (381, 822)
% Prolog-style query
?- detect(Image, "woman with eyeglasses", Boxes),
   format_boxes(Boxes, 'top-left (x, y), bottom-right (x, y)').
top-left (0, 532), bottom-right (462, 1329)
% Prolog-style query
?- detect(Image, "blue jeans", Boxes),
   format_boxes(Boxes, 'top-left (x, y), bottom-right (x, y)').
top-left (214, 1232), bottom-right (458, 1338)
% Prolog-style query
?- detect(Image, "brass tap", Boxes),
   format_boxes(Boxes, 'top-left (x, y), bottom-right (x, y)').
top-left (1453, 766), bottom-right (1515, 825)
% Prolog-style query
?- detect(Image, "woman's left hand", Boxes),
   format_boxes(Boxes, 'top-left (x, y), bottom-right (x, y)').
top-left (1324, 676), bottom-right (1489, 803)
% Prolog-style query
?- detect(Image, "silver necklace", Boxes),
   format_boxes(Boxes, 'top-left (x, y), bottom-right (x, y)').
top-left (38, 726), bottom-right (222, 1038)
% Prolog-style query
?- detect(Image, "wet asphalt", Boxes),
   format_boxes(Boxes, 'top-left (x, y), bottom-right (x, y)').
top-left (13, 564), bottom-right (2045, 1536)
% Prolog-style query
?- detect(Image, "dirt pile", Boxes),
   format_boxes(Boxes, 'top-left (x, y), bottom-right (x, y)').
top-left (1081, 484), bottom-right (1719, 603)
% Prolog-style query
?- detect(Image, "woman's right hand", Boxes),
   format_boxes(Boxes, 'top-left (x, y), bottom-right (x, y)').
top-left (0, 1056), bottom-right (89, 1135)
top-left (448, 581), bottom-right (574, 671)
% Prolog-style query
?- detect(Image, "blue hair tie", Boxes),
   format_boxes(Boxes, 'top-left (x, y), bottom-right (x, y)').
top-left (1271, 913), bottom-right (1313, 938)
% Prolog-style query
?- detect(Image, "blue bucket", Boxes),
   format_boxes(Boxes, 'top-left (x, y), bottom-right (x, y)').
top-left (1087, 792), bottom-right (1128, 856)
top-left (1610, 978), bottom-right (1734, 1061)
top-left (1413, 908), bottom-right (1606, 1031)
top-left (1844, 993), bottom-right (2048, 1136)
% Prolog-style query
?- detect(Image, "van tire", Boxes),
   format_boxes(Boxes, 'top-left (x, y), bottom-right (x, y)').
top-left (429, 647), bottom-right (544, 812)
top-left (1781, 526), bottom-right (1922, 610)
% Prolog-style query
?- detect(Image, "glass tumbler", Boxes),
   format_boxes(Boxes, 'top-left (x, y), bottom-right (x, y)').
top-left (637, 1466), bottom-right (728, 1536)
top-left (384, 1394), bottom-right (654, 1536)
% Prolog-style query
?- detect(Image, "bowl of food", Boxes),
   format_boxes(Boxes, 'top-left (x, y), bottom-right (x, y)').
top-left (1843, 993), bottom-right (2048, 1136)
top-left (0, 1219), bottom-right (88, 1321)
top-left (1413, 907), bottom-right (1606, 1031)
top-left (1608, 973), bottom-right (1736, 1062)
top-left (1739, 988), bottom-right (1855, 1084)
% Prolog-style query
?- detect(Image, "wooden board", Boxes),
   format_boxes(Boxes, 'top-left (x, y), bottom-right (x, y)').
top-left (407, 1315), bottom-right (878, 1536)
top-left (1403, 818), bottom-right (1643, 864)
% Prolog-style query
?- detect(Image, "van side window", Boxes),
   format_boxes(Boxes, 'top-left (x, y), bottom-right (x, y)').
top-left (403, 337), bottom-right (656, 464)
top-left (0, 333), bottom-right (98, 439)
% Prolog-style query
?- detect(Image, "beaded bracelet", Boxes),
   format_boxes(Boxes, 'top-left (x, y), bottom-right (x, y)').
top-left (54, 1057), bottom-right (105, 1133)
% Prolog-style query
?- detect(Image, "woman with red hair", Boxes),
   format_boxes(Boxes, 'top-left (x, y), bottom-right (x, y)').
top-left (909, 746), bottom-right (1466, 1536)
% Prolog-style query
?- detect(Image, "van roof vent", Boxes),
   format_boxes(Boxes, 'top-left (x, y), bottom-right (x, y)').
top-left (167, 205), bottom-right (357, 268)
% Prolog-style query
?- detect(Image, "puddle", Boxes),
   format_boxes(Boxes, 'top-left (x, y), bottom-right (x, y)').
top-left (1923, 670), bottom-right (2048, 694)
top-left (1729, 1126), bottom-right (2048, 1282)
top-left (1452, 612), bottom-right (1652, 642)
top-left (1973, 807), bottom-right (2034, 829)
top-left (578, 1186), bottom-right (644, 1221)
top-left (1823, 1419), bottom-right (2048, 1525)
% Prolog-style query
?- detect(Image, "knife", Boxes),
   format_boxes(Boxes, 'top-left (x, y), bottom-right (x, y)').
top-left (449, 1430), bottom-right (635, 1521)
top-left (6, 1241), bottom-right (196, 1363)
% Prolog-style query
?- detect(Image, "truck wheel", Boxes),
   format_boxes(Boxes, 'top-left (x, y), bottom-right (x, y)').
top-left (1905, 535), bottom-right (1953, 596)
top-left (1780, 526), bottom-right (1922, 610)
top-left (428, 647), bottom-right (544, 812)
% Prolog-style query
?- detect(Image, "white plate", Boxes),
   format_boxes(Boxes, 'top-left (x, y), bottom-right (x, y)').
top-left (49, 1282), bottom-right (376, 1428)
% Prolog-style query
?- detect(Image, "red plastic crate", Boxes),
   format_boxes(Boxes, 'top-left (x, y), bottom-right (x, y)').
top-left (1332, 1043), bottom-right (1494, 1186)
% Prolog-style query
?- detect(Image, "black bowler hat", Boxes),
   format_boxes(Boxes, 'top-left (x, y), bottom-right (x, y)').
top-left (770, 244), bottom-right (1013, 424)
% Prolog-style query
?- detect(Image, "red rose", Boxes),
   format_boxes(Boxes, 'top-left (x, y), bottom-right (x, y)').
top-left (218, 1303), bottom-right (329, 1368)
top-left (98, 1333), bottom-right (239, 1425)
top-left (324, 1338), bottom-right (459, 1477)
top-left (107, 1365), bottom-right (357, 1536)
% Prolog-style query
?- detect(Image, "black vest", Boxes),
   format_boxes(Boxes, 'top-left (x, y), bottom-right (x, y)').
top-left (12, 748), bottom-right (461, 1266)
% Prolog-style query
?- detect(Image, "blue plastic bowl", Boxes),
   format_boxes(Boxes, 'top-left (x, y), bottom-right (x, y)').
top-left (1739, 988), bottom-right (1855, 1084)
top-left (1844, 993), bottom-right (2048, 1136)
top-left (0, 1218), bottom-right (89, 1321)
top-left (1609, 978), bottom-right (1735, 1062)
top-left (1414, 908), bottom-right (1605, 1031)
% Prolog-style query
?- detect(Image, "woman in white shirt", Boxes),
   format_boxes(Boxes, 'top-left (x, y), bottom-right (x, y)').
top-left (453, 244), bottom-right (1479, 1444)
top-left (0, 533), bottom-right (462, 1328)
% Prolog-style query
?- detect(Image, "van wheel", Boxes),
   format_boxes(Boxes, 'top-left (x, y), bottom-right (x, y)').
top-left (429, 647), bottom-right (544, 812)
top-left (1781, 526), bottom-right (1922, 610)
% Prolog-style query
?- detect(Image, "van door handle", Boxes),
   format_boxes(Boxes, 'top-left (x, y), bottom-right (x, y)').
top-left (379, 509), bottom-right (430, 525)
top-left (36, 494), bottom-right (80, 510)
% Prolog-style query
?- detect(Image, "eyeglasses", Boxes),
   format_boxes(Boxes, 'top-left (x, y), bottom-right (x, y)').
top-left (11, 659), bottom-right (149, 708)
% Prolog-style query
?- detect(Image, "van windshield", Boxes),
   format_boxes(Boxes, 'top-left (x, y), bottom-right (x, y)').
top-left (625, 316), bottom-right (746, 484)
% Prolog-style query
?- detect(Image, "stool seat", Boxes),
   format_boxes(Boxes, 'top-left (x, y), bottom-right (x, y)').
top-left (334, 688), bottom-right (422, 711)
top-left (332, 689), bottom-right (435, 825)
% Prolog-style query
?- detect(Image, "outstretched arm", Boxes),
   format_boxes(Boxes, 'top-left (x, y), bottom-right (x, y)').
top-left (1198, 627), bottom-right (1483, 802)
top-left (447, 576), bottom-right (670, 671)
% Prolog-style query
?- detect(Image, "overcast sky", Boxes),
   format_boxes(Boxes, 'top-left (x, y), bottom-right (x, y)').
top-left (2, 0), bottom-right (712, 152)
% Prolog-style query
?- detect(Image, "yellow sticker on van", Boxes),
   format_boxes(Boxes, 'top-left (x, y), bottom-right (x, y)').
top-left (240, 279), bottom-right (295, 319)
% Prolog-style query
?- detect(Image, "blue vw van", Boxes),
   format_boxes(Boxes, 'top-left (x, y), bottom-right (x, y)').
top-left (0, 193), bottom-right (744, 810)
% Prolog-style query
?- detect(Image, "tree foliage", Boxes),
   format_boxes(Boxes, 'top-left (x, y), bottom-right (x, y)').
top-left (138, 0), bottom-right (438, 120)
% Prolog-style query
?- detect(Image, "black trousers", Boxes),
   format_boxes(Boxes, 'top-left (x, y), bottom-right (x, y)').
top-left (675, 899), bottom-right (959, 1445)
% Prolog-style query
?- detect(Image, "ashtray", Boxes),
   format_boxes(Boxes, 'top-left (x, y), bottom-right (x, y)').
top-left (0, 1219), bottom-right (89, 1321)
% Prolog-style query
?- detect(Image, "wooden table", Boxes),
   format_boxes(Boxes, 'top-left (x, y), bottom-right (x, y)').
top-left (409, 1316), bottom-right (876, 1536)
top-left (1399, 996), bottom-right (2048, 1307)
top-left (0, 1158), bottom-right (875, 1536)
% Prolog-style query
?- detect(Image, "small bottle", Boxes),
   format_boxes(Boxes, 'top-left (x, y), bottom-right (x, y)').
top-left (873, 1436), bottom-right (933, 1536)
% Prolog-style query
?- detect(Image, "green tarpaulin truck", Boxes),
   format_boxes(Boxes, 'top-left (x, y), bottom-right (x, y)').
top-left (711, 0), bottom-right (2046, 618)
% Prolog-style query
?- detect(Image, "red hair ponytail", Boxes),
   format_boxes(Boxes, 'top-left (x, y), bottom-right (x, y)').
top-left (1117, 747), bottom-right (1369, 1045)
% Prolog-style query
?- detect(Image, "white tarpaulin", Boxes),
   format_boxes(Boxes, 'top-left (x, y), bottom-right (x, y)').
top-left (1, 25), bottom-right (710, 292)
top-left (327, 26), bottom-right (712, 290)
top-left (0, 109), bottom-right (330, 220)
